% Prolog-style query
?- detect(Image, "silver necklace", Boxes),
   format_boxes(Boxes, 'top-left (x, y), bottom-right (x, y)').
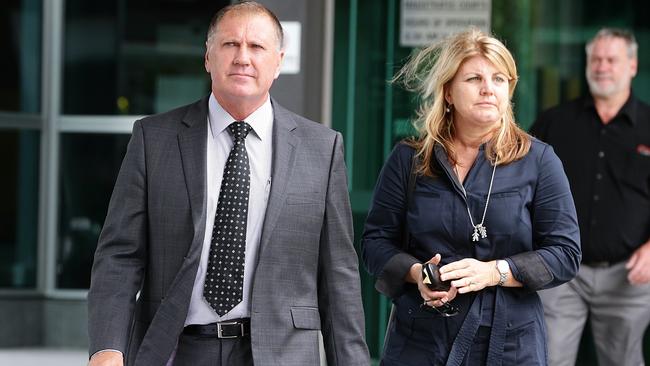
top-left (454, 159), bottom-right (498, 242)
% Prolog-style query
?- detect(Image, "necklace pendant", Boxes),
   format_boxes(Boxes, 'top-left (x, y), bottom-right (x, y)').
top-left (472, 226), bottom-right (480, 242)
top-left (471, 224), bottom-right (487, 242)
top-left (461, 160), bottom-right (498, 244)
top-left (477, 223), bottom-right (487, 239)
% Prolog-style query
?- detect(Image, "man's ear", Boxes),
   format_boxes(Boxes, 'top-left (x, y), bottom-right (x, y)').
top-left (273, 50), bottom-right (285, 79)
top-left (630, 56), bottom-right (638, 78)
top-left (204, 42), bottom-right (211, 73)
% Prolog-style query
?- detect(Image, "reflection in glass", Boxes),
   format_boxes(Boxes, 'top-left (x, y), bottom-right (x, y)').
top-left (57, 132), bottom-right (130, 289)
top-left (0, 0), bottom-right (41, 112)
top-left (63, 0), bottom-right (229, 115)
top-left (0, 129), bottom-right (40, 288)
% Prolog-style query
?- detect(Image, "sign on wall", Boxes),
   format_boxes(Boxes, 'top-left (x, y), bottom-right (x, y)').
top-left (280, 21), bottom-right (301, 74)
top-left (400, 0), bottom-right (492, 47)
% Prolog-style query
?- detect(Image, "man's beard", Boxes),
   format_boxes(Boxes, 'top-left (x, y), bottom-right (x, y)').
top-left (586, 72), bottom-right (628, 98)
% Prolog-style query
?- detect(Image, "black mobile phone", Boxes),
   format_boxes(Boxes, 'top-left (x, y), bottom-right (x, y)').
top-left (421, 262), bottom-right (451, 291)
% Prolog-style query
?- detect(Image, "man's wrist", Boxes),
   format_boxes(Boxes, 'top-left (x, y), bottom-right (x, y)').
top-left (91, 349), bottom-right (123, 359)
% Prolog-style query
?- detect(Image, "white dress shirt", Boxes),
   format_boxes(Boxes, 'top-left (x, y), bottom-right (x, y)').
top-left (185, 94), bottom-right (273, 325)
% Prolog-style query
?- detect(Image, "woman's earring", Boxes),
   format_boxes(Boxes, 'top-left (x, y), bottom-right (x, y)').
top-left (446, 105), bottom-right (451, 113)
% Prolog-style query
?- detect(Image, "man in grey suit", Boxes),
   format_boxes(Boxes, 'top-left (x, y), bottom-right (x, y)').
top-left (87, 2), bottom-right (370, 365)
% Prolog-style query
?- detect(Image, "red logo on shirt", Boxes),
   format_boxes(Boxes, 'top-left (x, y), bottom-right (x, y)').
top-left (637, 144), bottom-right (650, 156)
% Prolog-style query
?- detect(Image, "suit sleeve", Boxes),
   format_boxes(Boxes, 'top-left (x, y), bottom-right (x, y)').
top-left (317, 132), bottom-right (370, 366)
top-left (87, 120), bottom-right (148, 356)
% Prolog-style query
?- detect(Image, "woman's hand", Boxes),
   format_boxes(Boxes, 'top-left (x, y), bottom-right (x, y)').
top-left (408, 254), bottom-right (458, 308)
top-left (439, 258), bottom-right (499, 294)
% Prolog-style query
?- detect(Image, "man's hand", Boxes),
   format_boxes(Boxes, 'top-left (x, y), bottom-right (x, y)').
top-left (88, 351), bottom-right (123, 366)
top-left (626, 240), bottom-right (650, 285)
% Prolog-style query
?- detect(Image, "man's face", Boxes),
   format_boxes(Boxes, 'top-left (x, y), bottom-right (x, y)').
top-left (205, 12), bottom-right (284, 110)
top-left (586, 37), bottom-right (637, 98)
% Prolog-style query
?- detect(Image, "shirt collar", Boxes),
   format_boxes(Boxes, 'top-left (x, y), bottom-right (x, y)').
top-left (583, 91), bottom-right (638, 126)
top-left (208, 94), bottom-right (274, 141)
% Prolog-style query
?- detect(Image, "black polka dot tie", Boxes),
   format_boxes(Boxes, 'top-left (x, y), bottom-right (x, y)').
top-left (204, 121), bottom-right (252, 316)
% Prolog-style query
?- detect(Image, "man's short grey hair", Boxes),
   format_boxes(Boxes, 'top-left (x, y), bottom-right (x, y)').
top-left (586, 28), bottom-right (638, 59)
top-left (206, 1), bottom-right (284, 50)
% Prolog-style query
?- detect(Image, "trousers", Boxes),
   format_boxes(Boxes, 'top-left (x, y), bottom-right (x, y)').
top-left (539, 261), bottom-right (650, 366)
top-left (167, 333), bottom-right (254, 366)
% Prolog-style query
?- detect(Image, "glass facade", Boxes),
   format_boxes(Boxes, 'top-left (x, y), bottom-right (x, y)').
top-left (57, 133), bottom-right (129, 289)
top-left (0, 0), bottom-right (41, 291)
top-left (0, 0), bottom-right (41, 113)
top-left (0, 130), bottom-right (40, 288)
top-left (62, 0), bottom-right (227, 115)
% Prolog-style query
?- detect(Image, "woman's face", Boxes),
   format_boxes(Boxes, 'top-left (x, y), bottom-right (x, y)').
top-left (445, 55), bottom-right (510, 131)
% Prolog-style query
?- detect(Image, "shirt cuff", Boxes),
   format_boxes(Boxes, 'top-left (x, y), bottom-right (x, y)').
top-left (375, 252), bottom-right (420, 299)
top-left (507, 252), bottom-right (553, 291)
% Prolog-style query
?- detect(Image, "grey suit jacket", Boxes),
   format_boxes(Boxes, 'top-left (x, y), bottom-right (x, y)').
top-left (87, 97), bottom-right (370, 365)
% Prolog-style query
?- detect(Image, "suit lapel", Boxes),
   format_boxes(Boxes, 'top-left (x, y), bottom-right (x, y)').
top-left (259, 100), bottom-right (299, 251)
top-left (178, 97), bottom-right (209, 238)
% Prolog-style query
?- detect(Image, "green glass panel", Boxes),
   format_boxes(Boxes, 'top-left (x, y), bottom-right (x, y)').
top-left (0, 129), bottom-right (40, 288)
top-left (0, 0), bottom-right (41, 113)
top-left (62, 0), bottom-right (228, 115)
top-left (57, 133), bottom-right (129, 289)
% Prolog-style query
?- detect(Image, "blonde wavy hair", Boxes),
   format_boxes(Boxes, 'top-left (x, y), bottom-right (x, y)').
top-left (395, 28), bottom-right (530, 176)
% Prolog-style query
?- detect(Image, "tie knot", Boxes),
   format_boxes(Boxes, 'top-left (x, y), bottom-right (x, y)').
top-left (228, 121), bottom-right (252, 142)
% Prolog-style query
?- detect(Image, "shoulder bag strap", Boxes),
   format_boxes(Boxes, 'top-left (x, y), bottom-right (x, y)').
top-left (384, 150), bottom-right (419, 353)
top-left (402, 151), bottom-right (418, 251)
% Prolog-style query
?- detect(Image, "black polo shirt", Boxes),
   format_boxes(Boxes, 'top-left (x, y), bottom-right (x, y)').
top-left (530, 94), bottom-right (650, 263)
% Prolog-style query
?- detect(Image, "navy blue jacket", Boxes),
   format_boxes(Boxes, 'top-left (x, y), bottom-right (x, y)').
top-left (362, 140), bottom-right (581, 365)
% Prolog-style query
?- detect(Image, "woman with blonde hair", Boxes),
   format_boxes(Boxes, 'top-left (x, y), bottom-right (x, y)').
top-left (362, 28), bottom-right (581, 365)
